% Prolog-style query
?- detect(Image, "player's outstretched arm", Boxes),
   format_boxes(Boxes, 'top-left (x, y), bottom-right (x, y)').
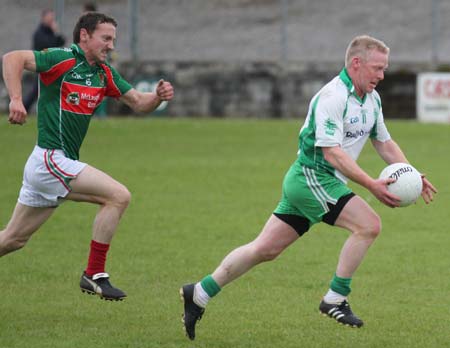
top-left (2, 50), bottom-right (36, 125)
top-left (120, 79), bottom-right (174, 114)
top-left (322, 145), bottom-right (400, 208)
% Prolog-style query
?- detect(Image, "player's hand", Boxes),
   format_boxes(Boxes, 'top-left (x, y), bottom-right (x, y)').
top-left (420, 174), bottom-right (437, 204)
top-left (370, 177), bottom-right (401, 208)
top-left (8, 99), bottom-right (27, 125)
top-left (155, 79), bottom-right (174, 101)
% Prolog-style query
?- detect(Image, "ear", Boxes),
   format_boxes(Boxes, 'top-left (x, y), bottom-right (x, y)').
top-left (351, 56), bottom-right (362, 69)
top-left (79, 28), bottom-right (89, 42)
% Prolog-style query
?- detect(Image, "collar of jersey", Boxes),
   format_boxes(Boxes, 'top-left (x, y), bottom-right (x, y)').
top-left (339, 68), bottom-right (366, 105)
top-left (71, 43), bottom-right (101, 69)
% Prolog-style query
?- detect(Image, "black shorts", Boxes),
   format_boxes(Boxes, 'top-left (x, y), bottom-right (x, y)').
top-left (273, 192), bottom-right (356, 236)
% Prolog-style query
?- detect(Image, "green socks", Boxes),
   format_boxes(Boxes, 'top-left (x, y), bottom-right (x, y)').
top-left (200, 275), bottom-right (221, 297)
top-left (330, 274), bottom-right (352, 296)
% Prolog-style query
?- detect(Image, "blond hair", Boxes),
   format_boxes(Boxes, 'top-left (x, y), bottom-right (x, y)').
top-left (345, 35), bottom-right (390, 68)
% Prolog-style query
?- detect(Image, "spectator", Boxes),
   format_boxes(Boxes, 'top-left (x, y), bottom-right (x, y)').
top-left (23, 9), bottom-right (65, 112)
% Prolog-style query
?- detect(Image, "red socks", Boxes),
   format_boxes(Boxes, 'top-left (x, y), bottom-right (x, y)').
top-left (85, 240), bottom-right (110, 276)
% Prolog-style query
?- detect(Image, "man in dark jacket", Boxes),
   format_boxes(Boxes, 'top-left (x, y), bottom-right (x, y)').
top-left (23, 9), bottom-right (66, 112)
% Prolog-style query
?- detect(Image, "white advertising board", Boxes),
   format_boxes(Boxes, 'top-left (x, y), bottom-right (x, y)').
top-left (417, 73), bottom-right (450, 123)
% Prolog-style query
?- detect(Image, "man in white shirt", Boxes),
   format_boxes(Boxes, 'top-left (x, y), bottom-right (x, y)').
top-left (180, 35), bottom-right (437, 340)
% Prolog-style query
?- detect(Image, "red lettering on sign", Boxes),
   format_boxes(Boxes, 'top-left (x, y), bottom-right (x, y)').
top-left (423, 78), bottom-right (450, 98)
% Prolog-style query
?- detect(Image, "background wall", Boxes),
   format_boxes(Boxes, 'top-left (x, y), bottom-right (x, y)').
top-left (0, 0), bottom-right (447, 118)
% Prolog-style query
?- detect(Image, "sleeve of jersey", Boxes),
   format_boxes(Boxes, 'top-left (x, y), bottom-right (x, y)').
top-left (34, 48), bottom-right (76, 86)
top-left (370, 107), bottom-right (391, 142)
top-left (102, 64), bottom-right (133, 98)
top-left (314, 92), bottom-right (345, 148)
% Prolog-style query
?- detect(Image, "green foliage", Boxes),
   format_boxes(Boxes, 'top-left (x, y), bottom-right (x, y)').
top-left (0, 117), bottom-right (448, 348)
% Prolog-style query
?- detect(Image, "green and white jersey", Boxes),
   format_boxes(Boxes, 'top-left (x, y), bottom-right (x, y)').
top-left (297, 68), bottom-right (391, 183)
top-left (34, 44), bottom-right (133, 160)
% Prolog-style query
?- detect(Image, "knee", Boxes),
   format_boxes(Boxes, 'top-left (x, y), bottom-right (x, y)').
top-left (111, 185), bottom-right (131, 210)
top-left (357, 214), bottom-right (382, 239)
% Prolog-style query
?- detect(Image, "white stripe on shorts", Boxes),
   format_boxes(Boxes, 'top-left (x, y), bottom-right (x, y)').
top-left (303, 166), bottom-right (329, 212)
top-left (304, 167), bottom-right (338, 204)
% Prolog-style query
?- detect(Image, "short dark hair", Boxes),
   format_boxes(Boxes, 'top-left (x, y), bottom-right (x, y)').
top-left (73, 12), bottom-right (117, 44)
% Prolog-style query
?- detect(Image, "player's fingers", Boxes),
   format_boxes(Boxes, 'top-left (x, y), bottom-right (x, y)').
top-left (425, 181), bottom-right (437, 194)
top-left (421, 191), bottom-right (431, 204)
top-left (421, 176), bottom-right (437, 193)
top-left (158, 89), bottom-right (174, 101)
top-left (383, 194), bottom-right (400, 208)
top-left (161, 90), bottom-right (174, 99)
top-left (8, 112), bottom-right (19, 123)
top-left (384, 200), bottom-right (398, 208)
top-left (160, 83), bottom-right (173, 93)
top-left (382, 177), bottom-right (396, 185)
top-left (9, 113), bottom-right (26, 125)
top-left (156, 81), bottom-right (172, 94)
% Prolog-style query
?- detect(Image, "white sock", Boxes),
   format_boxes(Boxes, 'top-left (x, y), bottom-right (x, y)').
top-left (323, 289), bottom-right (346, 304)
top-left (193, 282), bottom-right (210, 308)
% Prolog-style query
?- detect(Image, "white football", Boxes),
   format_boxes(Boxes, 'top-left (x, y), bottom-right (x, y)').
top-left (379, 163), bottom-right (423, 207)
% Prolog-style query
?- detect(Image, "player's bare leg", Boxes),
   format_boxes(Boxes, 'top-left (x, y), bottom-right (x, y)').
top-left (181, 214), bottom-right (299, 340)
top-left (319, 195), bottom-right (381, 327)
top-left (67, 165), bottom-right (131, 301)
top-left (212, 214), bottom-right (299, 286)
top-left (0, 203), bottom-right (55, 256)
top-left (67, 165), bottom-right (131, 243)
top-left (334, 196), bottom-right (381, 277)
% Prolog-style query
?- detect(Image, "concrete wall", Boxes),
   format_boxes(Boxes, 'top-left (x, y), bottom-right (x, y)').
top-left (0, 1), bottom-right (430, 118)
top-left (113, 61), bottom-right (417, 119)
top-left (2, 1), bottom-right (450, 64)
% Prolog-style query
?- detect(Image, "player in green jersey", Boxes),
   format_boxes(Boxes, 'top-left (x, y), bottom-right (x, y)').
top-left (180, 35), bottom-right (437, 339)
top-left (1, 12), bottom-right (174, 301)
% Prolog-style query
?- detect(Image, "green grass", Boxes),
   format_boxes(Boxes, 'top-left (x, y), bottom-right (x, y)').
top-left (0, 117), bottom-right (448, 348)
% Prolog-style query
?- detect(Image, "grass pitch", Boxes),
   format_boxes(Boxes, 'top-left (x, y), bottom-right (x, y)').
top-left (0, 117), bottom-right (448, 348)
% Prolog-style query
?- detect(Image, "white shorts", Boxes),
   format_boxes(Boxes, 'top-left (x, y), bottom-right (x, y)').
top-left (18, 145), bottom-right (87, 207)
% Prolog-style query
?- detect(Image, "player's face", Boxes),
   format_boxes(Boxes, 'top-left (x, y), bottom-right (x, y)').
top-left (354, 49), bottom-right (388, 97)
top-left (82, 23), bottom-right (116, 65)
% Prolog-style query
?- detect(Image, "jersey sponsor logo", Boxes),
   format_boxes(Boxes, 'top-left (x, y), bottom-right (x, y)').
top-left (324, 118), bottom-right (337, 136)
top-left (345, 129), bottom-right (370, 139)
top-left (61, 81), bottom-right (105, 115)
